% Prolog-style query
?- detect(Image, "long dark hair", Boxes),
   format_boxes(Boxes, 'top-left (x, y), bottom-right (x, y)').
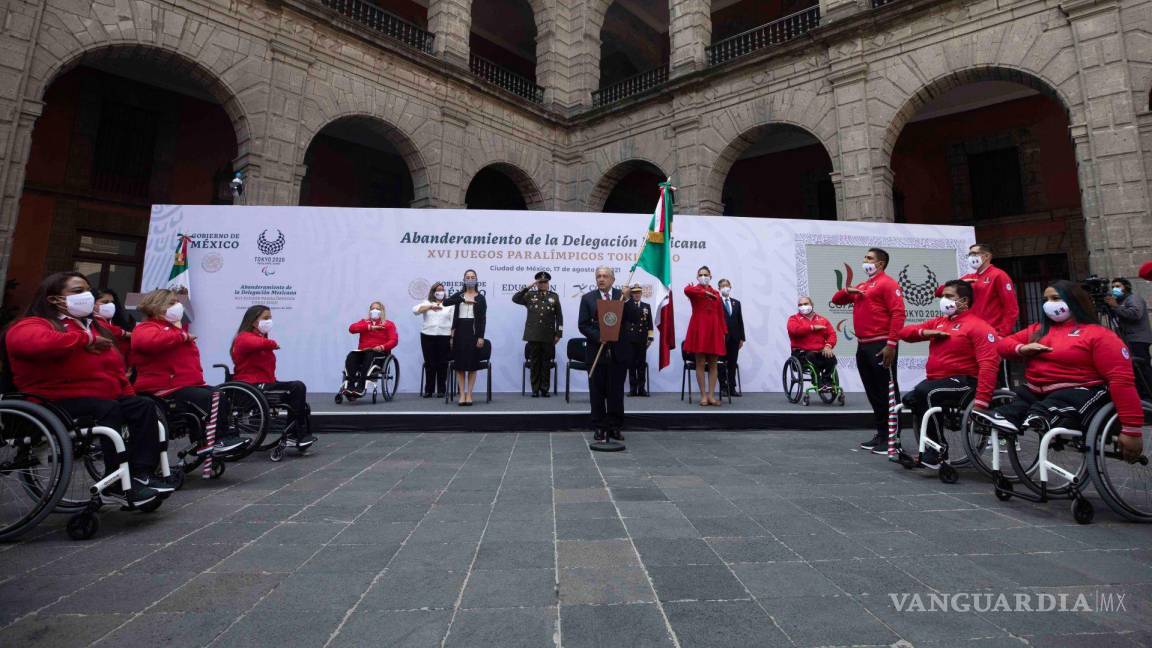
top-left (97, 288), bottom-right (136, 331)
top-left (236, 305), bottom-right (270, 337)
top-left (1, 272), bottom-right (100, 389)
top-left (25, 271), bottom-right (87, 324)
top-left (1032, 280), bottom-right (1098, 341)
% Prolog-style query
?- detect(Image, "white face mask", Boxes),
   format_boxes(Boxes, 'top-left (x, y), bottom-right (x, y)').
top-left (798, 305), bottom-right (813, 315)
top-left (862, 262), bottom-right (877, 276)
top-left (369, 309), bottom-right (382, 320)
top-left (257, 319), bottom-right (273, 334)
top-left (434, 291), bottom-right (446, 301)
top-left (939, 297), bottom-right (958, 316)
top-left (64, 292), bottom-right (95, 318)
top-left (720, 287), bottom-right (731, 297)
top-left (967, 255), bottom-right (983, 270)
top-left (96, 303), bottom-right (116, 319)
top-left (164, 302), bottom-right (184, 323)
top-left (1043, 300), bottom-right (1072, 323)
top-left (697, 275), bottom-right (711, 286)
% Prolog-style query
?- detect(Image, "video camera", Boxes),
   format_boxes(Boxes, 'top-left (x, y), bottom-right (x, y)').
top-left (1081, 275), bottom-right (1111, 306)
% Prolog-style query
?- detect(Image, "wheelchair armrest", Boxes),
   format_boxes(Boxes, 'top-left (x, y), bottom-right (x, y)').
top-left (212, 364), bottom-right (233, 381)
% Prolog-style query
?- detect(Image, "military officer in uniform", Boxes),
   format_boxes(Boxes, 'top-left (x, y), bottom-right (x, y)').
top-left (513, 271), bottom-right (563, 397)
top-left (625, 284), bottom-right (653, 396)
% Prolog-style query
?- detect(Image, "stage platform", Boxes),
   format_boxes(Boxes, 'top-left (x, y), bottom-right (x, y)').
top-left (309, 391), bottom-right (874, 432)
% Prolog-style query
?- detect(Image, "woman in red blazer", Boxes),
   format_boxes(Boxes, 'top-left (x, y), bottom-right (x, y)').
top-left (131, 289), bottom-right (247, 454)
top-left (2, 272), bottom-right (171, 505)
top-left (343, 301), bottom-right (398, 397)
top-left (231, 305), bottom-right (315, 445)
top-left (684, 266), bottom-right (728, 406)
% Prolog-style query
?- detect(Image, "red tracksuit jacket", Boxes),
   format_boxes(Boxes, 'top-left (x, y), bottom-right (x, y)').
top-left (999, 321), bottom-right (1143, 434)
top-left (131, 319), bottom-right (207, 395)
top-left (231, 331), bottom-right (279, 383)
top-left (831, 271), bottom-right (906, 346)
top-left (349, 319), bottom-right (398, 352)
top-left (898, 311), bottom-right (999, 409)
top-left (787, 313), bottom-right (837, 352)
top-left (92, 317), bottom-right (131, 365)
top-left (935, 264), bottom-right (1019, 336)
top-left (6, 316), bottom-right (133, 401)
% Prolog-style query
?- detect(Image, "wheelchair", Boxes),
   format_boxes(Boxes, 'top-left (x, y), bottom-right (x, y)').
top-left (979, 399), bottom-right (1152, 525)
top-left (140, 382), bottom-right (269, 481)
top-left (888, 389), bottom-right (1016, 484)
top-left (0, 395), bottom-right (174, 541)
top-left (335, 353), bottom-right (399, 404)
top-left (213, 365), bottom-right (315, 462)
top-left (781, 350), bottom-right (844, 406)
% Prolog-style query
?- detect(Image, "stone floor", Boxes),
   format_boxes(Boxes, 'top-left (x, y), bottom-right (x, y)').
top-left (1, 430), bottom-right (1151, 648)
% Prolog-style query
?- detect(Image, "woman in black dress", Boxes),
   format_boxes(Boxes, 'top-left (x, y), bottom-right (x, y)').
top-left (444, 269), bottom-right (487, 405)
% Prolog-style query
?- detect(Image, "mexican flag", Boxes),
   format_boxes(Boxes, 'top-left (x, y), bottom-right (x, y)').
top-left (631, 179), bottom-right (676, 370)
top-left (167, 234), bottom-right (191, 295)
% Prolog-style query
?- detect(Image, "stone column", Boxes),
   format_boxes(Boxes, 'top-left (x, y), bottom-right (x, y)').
top-left (669, 0), bottom-right (711, 78)
top-left (428, 0), bottom-right (471, 69)
top-left (436, 107), bottom-right (471, 208)
top-left (0, 102), bottom-right (43, 294)
top-left (669, 113), bottom-right (703, 213)
top-left (254, 41), bottom-right (316, 206)
top-left (1062, 0), bottom-right (1152, 278)
top-left (829, 55), bottom-right (891, 221)
top-left (536, 0), bottom-right (583, 110)
top-left (819, 0), bottom-right (866, 24)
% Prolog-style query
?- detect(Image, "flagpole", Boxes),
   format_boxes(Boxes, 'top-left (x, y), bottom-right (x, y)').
top-left (587, 179), bottom-right (675, 376)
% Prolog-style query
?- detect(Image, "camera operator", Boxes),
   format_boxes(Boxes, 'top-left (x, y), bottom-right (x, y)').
top-left (1103, 277), bottom-right (1152, 398)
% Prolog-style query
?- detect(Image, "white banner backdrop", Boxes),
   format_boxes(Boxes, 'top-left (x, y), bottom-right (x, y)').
top-left (142, 206), bottom-right (974, 394)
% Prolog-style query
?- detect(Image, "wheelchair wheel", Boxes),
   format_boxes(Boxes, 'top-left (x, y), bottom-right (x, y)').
top-left (216, 382), bottom-right (270, 459)
top-left (1086, 401), bottom-right (1152, 522)
top-left (0, 400), bottom-right (73, 542)
top-left (66, 512), bottom-right (99, 541)
top-left (818, 385), bottom-right (836, 405)
top-left (781, 357), bottom-right (804, 404)
top-left (963, 389), bottom-right (1018, 480)
top-left (382, 355), bottom-right (400, 402)
top-left (1007, 421), bottom-right (1086, 499)
top-left (54, 433), bottom-right (108, 513)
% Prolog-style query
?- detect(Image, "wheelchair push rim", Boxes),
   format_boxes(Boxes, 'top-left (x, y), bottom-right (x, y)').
top-left (1, 402), bottom-right (73, 541)
top-left (781, 357), bottom-right (804, 404)
top-left (217, 382), bottom-right (271, 459)
top-left (1087, 402), bottom-right (1152, 522)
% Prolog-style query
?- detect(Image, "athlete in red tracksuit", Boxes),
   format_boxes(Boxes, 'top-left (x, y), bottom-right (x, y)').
top-left (231, 305), bottom-right (315, 444)
top-left (936, 244), bottom-right (1020, 336)
top-left (787, 296), bottom-right (838, 389)
top-left (3, 272), bottom-right (170, 505)
top-left (831, 248), bottom-right (907, 451)
top-left (975, 281), bottom-right (1144, 463)
top-left (898, 280), bottom-right (999, 467)
top-left (131, 289), bottom-right (247, 455)
top-left (343, 301), bottom-right (398, 397)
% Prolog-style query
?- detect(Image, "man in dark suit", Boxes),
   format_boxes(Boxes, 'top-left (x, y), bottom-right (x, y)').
top-left (578, 266), bottom-right (638, 442)
top-left (718, 278), bottom-right (745, 397)
top-left (624, 283), bottom-right (653, 396)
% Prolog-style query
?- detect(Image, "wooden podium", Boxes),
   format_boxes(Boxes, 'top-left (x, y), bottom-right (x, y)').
top-left (596, 300), bottom-right (624, 343)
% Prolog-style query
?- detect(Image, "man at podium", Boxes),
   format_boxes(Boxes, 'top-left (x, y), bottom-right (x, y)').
top-left (578, 266), bottom-right (640, 443)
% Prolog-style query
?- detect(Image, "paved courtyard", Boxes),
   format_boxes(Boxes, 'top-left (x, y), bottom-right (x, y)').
top-left (1, 430), bottom-right (1151, 647)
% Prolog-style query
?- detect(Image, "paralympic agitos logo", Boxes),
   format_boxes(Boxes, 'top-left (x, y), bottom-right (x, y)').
top-left (254, 228), bottom-right (286, 275)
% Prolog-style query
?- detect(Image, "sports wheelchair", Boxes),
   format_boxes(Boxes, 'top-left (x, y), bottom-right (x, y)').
top-left (0, 396), bottom-right (175, 541)
top-left (213, 365), bottom-right (315, 462)
top-left (889, 389), bottom-right (1016, 484)
top-left (335, 353), bottom-right (399, 404)
top-left (140, 382), bottom-right (268, 480)
top-left (973, 398), bottom-right (1152, 525)
top-left (781, 350), bottom-right (844, 406)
